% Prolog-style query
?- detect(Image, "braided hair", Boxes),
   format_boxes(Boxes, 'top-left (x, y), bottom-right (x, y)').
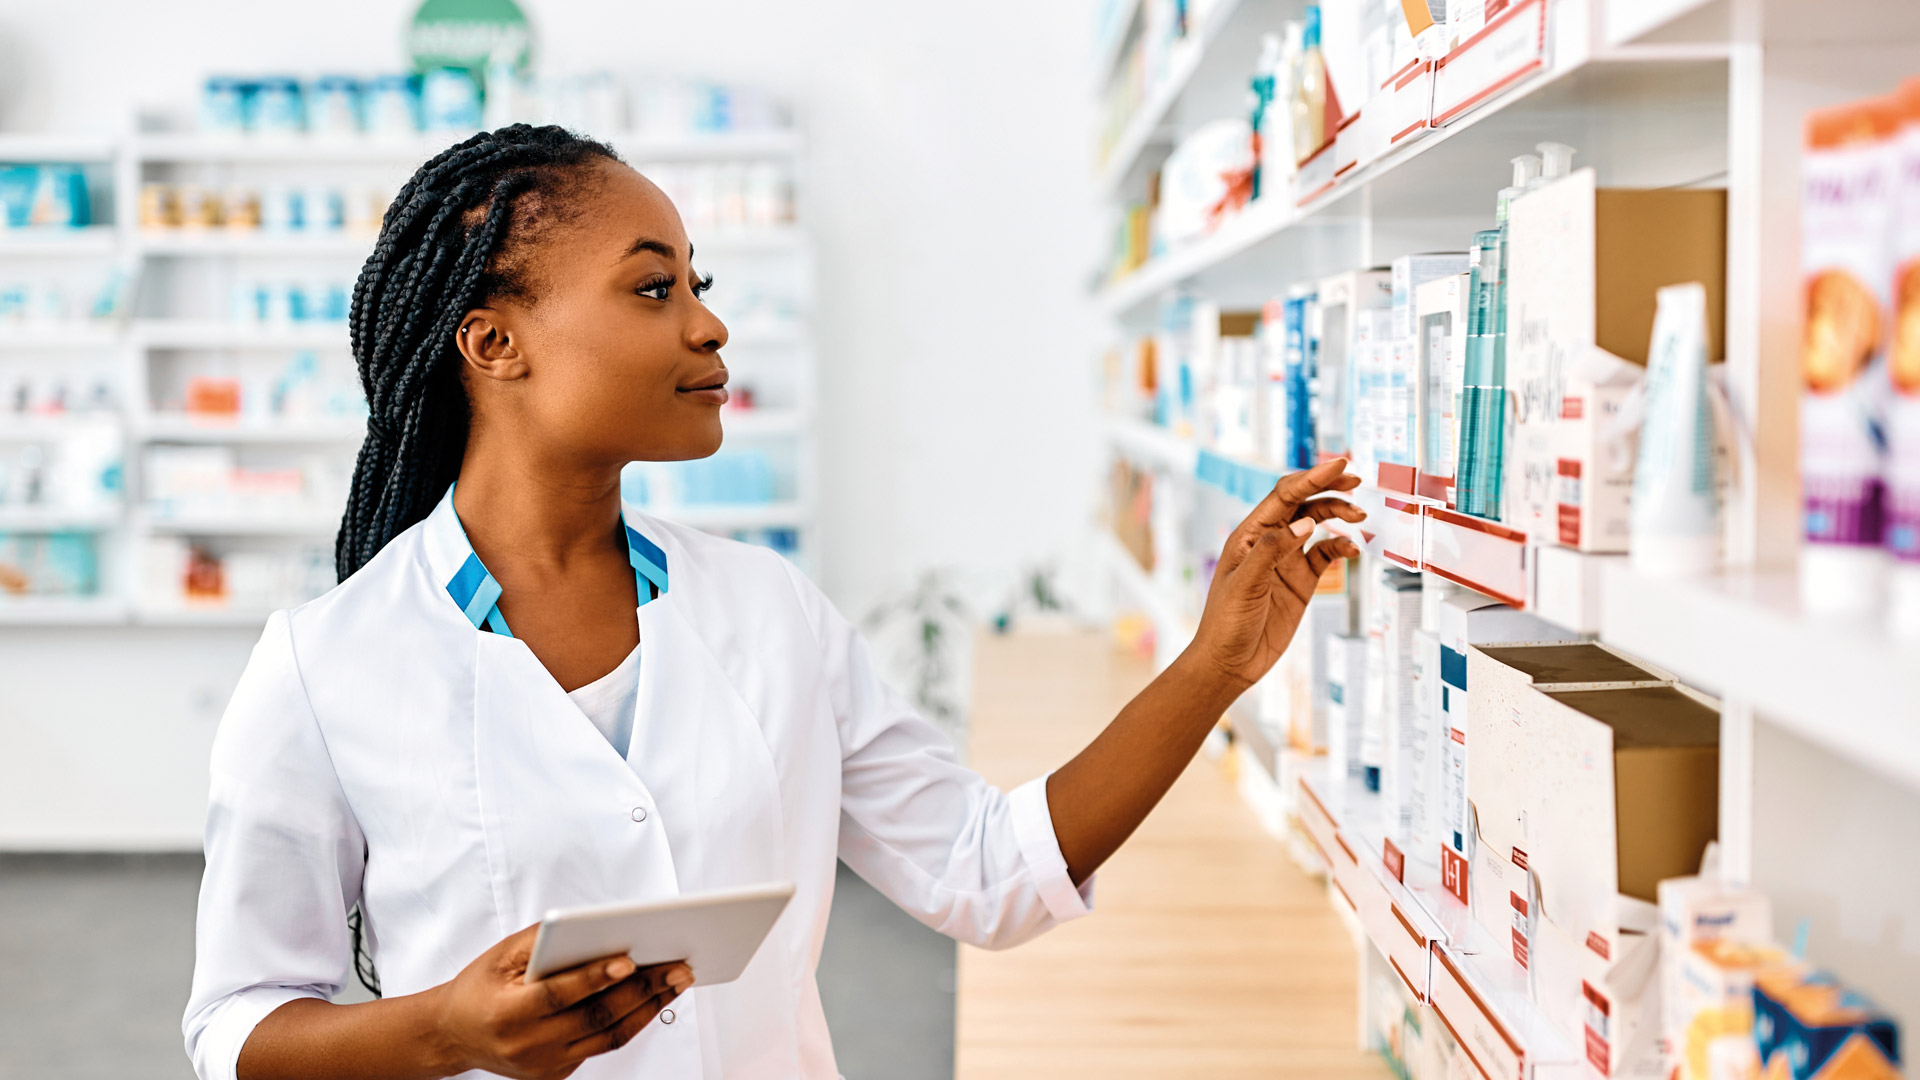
top-left (337, 125), bottom-right (619, 996)
top-left (336, 123), bottom-right (620, 582)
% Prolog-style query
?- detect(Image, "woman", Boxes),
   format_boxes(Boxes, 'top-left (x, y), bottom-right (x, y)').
top-left (183, 124), bottom-right (1363, 1080)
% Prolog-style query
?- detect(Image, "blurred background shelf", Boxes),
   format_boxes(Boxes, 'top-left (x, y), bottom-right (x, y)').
top-left (0, 597), bottom-right (128, 625)
top-left (132, 320), bottom-right (347, 349)
top-left (0, 226), bottom-right (119, 257)
top-left (132, 413), bottom-right (365, 443)
top-left (135, 511), bottom-right (341, 537)
top-left (0, 505), bottom-right (121, 531)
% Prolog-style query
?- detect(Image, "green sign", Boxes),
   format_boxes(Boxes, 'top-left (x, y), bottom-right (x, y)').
top-left (407, 0), bottom-right (533, 73)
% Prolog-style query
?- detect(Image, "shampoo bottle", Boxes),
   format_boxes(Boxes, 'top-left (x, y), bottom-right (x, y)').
top-left (1250, 34), bottom-right (1282, 202)
top-left (1292, 6), bottom-right (1328, 167)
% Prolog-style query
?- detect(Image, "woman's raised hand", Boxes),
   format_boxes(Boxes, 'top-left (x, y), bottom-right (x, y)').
top-left (428, 924), bottom-right (692, 1079)
top-left (1186, 458), bottom-right (1364, 691)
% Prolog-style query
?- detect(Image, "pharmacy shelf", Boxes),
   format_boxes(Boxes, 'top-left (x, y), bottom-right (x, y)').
top-left (1600, 566), bottom-right (1920, 792)
top-left (133, 413), bottom-right (366, 444)
top-left (0, 505), bottom-right (121, 531)
top-left (691, 225), bottom-right (805, 256)
top-left (132, 129), bottom-right (800, 165)
top-left (0, 324), bottom-right (122, 349)
top-left (653, 502), bottom-right (807, 530)
top-left (132, 320), bottom-right (347, 349)
top-left (1097, 0), bottom-right (1246, 196)
top-left (136, 511), bottom-right (340, 537)
top-left (1106, 414), bottom-right (1199, 475)
top-left (135, 231), bottom-right (374, 258)
top-left (0, 597), bottom-right (129, 625)
top-left (1097, 17), bottom-right (1729, 315)
top-left (0, 134), bottom-right (119, 162)
top-left (1289, 761), bottom-right (1582, 1080)
top-left (0, 226), bottom-right (119, 257)
top-left (1096, 529), bottom-right (1192, 639)
top-left (0, 414), bottom-right (122, 439)
top-left (1091, 0), bottom-right (1146, 90)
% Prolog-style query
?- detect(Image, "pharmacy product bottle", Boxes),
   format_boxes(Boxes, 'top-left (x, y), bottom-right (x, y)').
top-left (1456, 229), bottom-right (1506, 518)
top-left (1293, 6), bottom-right (1328, 166)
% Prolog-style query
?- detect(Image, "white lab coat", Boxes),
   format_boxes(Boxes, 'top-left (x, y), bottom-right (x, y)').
top-left (183, 488), bottom-right (1093, 1080)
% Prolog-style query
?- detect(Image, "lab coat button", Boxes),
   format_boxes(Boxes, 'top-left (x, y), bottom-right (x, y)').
top-left (630, 806), bottom-right (648, 823)
top-left (661, 1008), bottom-right (676, 1025)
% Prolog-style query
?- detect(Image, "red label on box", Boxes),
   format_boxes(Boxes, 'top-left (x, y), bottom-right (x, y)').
top-left (1582, 980), bottom-right (1611, 1073)
top-left (1440, 844), bottom-right (1469, 904)
top-left (1383, 838), bottom-right (1406, 883)
top-left (1561, 396), bottom-right (1585, 420)
top-left (1558, 502), bottom-right (1582, 545)
top-left (1510, 892), bottom-right (1530, 969)
top-left (1510, 847), bottom-right (1528, 871)
top-left (1586, 931), bottom-right (1611, 960)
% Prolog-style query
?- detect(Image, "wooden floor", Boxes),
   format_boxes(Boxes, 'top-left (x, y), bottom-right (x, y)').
top-left (956, 630), bottom-right (1391, 1080)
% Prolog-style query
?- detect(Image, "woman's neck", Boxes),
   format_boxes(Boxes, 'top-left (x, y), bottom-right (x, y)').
top-left (451, 441), bottom-right (626, 571)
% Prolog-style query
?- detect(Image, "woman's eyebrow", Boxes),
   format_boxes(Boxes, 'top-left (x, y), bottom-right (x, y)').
top-left (620, 237), bottom-right (679, 262)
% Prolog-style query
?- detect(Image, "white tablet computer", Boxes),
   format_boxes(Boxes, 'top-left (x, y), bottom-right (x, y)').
top-left (524, 881), bottom-right (795, 985)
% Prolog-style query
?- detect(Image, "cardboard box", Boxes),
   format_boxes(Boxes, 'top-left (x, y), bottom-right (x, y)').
top-left (1317, 269), bottom-right (1393, 461)
top-left (1416, 272), bottom-right (1471, 501)
top-left (1526, 683), bottom-right (1720, 961)
top-left (1658, 877), bottom-right (1775, 1080)
top-left (1550, 346), bottom-right (1641, 552)
top-left (1435, 593), bottom-right (1577, 896)
top-left (1409, 628), bottom-right (1444, 856)
top-left (1504, 169), bottom-right (1728, 544)
top-left (1465, 643), bottom-right (1670, 951)
top-left (1753, 967), bottom-right (1902, 1080)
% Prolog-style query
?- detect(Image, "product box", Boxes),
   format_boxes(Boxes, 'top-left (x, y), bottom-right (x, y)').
top-left (1668, 938), bottom-right (1793, 1080)
top-left (1464, 643), bottom-right (1670, 953)
top-left (1753, 967), bottom-right (1902, 1080)
top-left (1415, 272), bottom-right (1471, 503)
top-left (1353, 307), bottom-right (1397, 479)
top-left (1259, 592), bottom-right (1349, 752)
top-left (1408, 628), bottom-right (1444, 856)
top-left (1375, 566), bottom-right (1424, 834)
top-left (1317, 269), bottom-right (1394, 462)
top-left (1534, 894), bottom-right (1665, 1078)
top-left (1389, 254), bottom-right (1473, 489)
top-left (1526, 684), bottom-right (1719, 964)
top-left (1326, 632), bottom-right (1369, 781)
top-left (1547, 345), bottom-right (1641, 552)
top-left (1435, 593), bottom-right (1575, 899)
top-left (1658, 875), bottom-right (1775, 1079)
top-left (1801, 98), bottom-right (1900, 612)
top-left (1504, 168), bottom-right (1728, 545)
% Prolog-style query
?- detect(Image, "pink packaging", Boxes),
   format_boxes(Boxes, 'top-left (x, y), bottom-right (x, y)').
top-left (1889, 78), bottom-right (1920, 633)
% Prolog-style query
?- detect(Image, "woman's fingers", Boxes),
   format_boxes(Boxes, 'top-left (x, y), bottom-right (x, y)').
top-left (561, 986), bottom-right (675, 1062)
top-left (561, 963), bottom-right (690, 1041)
top-left (1292, 497), bottom-right (1367, 525)
top-left (532, 953), bottom-right (638, 1015)
top-left (1242, 459), bottom-right (1360, 530)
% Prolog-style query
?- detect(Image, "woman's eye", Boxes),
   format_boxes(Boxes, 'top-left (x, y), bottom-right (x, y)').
top-left (635, 278), bottom-right (674, 301)
top-left (692, 272), bottom-right (715, 300)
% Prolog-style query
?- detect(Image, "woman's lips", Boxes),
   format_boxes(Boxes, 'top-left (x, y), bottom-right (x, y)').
top-left (677, 384), bottom-right (729, 406)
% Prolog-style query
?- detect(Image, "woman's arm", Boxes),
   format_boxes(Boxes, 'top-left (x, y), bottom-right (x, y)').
top-left (1046, 459), bottom-right (1363, 883)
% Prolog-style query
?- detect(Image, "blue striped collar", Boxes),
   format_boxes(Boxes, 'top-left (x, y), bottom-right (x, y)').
top-left (436, 485), bottom-right (669, 638)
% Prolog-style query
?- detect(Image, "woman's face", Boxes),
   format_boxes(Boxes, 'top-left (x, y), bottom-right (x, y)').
top-left (457, 159), bottom-right (731, 466)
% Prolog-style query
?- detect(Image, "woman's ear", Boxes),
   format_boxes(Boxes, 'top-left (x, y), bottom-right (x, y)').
top-left (456, 310), bottom-right (530, 382)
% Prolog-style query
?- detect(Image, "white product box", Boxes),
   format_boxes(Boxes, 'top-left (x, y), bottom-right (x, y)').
top-left (1657, 876), bottom-right (1774, 1080)
top-left (1666, 938), bottom-right (1794, 1080)
top-left (1290, 594), bottom-right (1352, 752)
top-left (1376, 567), bottom-right (1424, 834)
top-left (1408, 628), bottom-right (1444, 856)
top-left (1534, 894), bottom-right (1665, 1078)
top-left (1326, 632), bottom-right (1369, 781)
top-left (1317, 269), bottom-right (1393, 462)
top-left (1548, 346), bottom-right (1640, 552)
top-left (1464, 643), bottom-right (1669, 952)
top-left (1415, 272), bottom-right (1472, 499)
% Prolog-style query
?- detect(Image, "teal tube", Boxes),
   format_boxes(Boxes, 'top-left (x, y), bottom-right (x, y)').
top-left (1455, 228), bottom-right (1505, 519)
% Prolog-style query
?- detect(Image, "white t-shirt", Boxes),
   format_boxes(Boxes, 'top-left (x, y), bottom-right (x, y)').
top-left (566, 643), bottom-right (641, 758)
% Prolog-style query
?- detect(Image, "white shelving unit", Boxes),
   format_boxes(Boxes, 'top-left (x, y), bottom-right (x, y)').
top-left (1090, 0), bottom-right (1920, 1049)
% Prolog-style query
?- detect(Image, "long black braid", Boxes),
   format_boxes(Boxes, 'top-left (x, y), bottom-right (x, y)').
top-left (336, 124), bottom-right (619, 996)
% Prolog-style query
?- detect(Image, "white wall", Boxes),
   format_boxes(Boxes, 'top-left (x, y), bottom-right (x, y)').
top-left (0, 0), bottom-right (1105, 618)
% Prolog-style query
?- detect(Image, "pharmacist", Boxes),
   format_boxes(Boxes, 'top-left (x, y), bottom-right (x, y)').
top-left (184, 124), bottom-right (1364, 1080)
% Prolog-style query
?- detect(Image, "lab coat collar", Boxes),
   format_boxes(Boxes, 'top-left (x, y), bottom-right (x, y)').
top-left (421, 485), bottom-right (671, 636)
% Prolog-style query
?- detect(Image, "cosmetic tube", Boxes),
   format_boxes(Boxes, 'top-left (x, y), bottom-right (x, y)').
top-left (1630, 283), bottom-right (1720, 576)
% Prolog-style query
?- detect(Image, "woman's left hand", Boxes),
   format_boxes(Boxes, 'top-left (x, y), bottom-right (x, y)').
top-left (1183, 458), bottom-right (1365, 691)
